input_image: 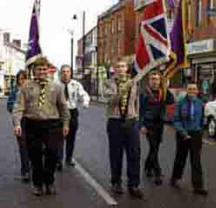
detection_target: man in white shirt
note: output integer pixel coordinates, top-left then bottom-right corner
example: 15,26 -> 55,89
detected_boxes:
57,65 -> 90,170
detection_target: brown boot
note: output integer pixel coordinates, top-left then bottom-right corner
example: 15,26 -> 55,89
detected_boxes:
32,186 -> 43,196
128,187 -> 143,199
193,189 -> 208,196
45,184 -> 57,195
111,184 -> 123,195
170,178 -> 181,188
154,176 -> 163,186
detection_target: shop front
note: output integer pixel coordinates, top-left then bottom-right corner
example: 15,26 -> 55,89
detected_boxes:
187,39 -> 216,102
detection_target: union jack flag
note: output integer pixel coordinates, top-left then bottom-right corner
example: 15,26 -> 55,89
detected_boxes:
135,0 -> 170,77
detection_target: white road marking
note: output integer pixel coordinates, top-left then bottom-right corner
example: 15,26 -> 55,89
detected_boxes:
74,159 -> 118,206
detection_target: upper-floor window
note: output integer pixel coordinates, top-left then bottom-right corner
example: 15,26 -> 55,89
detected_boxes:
111,19 -> 115,34
104,24 -> 107,36
3,33 -> 10,43
99,25 -> 103,38
117,39 -> 121,55
196,0 -> 202,27
209,0 -> 216,8
207,0 -> 216,24
117,16 -> 122,32
105,22 -> 111,36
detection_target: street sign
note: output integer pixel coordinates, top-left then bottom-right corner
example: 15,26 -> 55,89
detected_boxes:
187,39 -> 216,55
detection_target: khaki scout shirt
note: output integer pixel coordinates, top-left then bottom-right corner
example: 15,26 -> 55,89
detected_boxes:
103,77 -> 139,120
13,80 -> 70,128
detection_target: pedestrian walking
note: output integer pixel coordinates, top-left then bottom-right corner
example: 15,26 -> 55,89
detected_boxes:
104,57 -> 143,199
13,57 -> 70,196
139,71 -> 174,185
56,65 -> 90,171
171,82 -> 208,195
7,70 -> 30,182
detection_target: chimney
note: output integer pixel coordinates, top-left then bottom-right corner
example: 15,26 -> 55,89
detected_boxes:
12,39 -> 21,48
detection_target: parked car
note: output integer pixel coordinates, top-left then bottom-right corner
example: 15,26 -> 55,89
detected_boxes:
204,100 -> 216,138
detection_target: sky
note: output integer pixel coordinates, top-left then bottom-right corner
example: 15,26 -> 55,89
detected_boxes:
0,0 -> 118,68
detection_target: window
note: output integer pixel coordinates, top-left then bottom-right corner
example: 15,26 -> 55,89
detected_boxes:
111,43 -> 115,55
207,0 -> 216,24
111,19 -> 115,34
209,0 -> 216,9
104,24 -> 107,36
99,25 -> 103,38
105,53 -> 108,63
117,16 -> 122,32
196,0 -> 202,27
3,33 -> 10,43
117,39 -> 121,55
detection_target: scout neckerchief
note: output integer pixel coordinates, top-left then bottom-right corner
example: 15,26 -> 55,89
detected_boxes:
146,86 -> 163,103
116,74 -> 131,118
35,79 -> 48,108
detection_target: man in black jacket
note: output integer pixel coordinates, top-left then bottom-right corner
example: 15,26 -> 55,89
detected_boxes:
139,71 -> 174,185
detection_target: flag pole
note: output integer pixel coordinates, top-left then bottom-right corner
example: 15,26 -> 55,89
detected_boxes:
37,0 -> 41,16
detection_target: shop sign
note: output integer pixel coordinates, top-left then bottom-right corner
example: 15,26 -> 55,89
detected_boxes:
187,39 -> 216,55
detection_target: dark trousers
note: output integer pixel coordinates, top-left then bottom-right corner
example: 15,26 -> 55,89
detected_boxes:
145,123 -> 163,177
25,119 -> 63,187
17,136 -> 30,176
16,118 -> 30,176
57,109 -> 78,164
107,118 -> 141,188
172,131 -> 204,189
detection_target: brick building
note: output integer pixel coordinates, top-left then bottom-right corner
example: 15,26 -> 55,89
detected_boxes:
97,0 -> 135,66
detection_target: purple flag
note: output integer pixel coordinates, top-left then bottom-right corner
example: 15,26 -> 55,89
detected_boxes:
170,0 -> 185,65
167,0 -> 177,11
26,1 -> 42,66
163,0 -> 187,79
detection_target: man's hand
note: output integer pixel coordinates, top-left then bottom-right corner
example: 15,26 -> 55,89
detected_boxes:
140,127 -> 148,135
14,126 -> 22,136
63,127 -> 69,136
184,135 -> 191,140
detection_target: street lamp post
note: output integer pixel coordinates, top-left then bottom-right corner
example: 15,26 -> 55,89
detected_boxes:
71,36 -> 74,79
69,12 -> 85,79
68,14 -> 78,79
82,11 -> 86,79
67,29 -> 74,79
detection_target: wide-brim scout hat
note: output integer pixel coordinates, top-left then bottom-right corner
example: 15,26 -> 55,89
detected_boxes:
32,57 -> 50,68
